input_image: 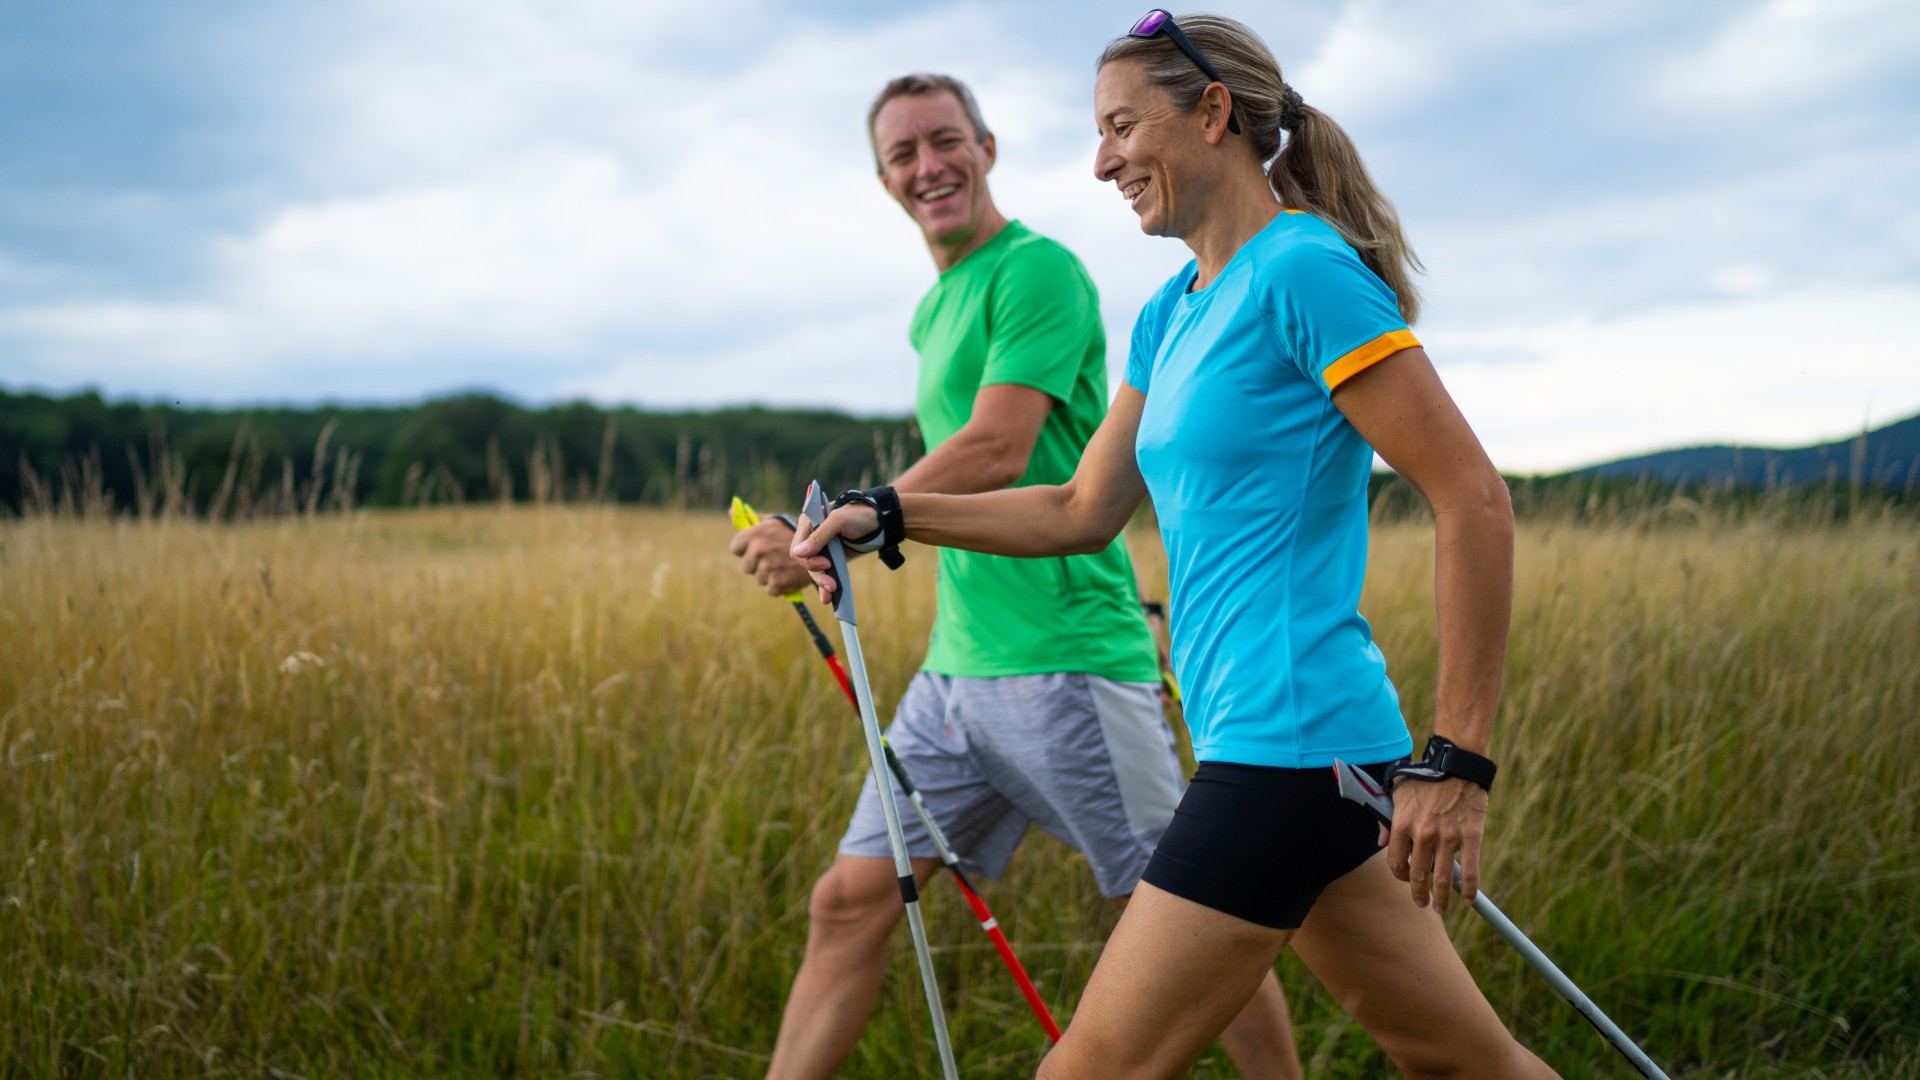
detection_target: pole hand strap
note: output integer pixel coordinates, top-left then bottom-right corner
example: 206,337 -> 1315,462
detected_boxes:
831,486 -> 906,570
1387,734 -> 1498,793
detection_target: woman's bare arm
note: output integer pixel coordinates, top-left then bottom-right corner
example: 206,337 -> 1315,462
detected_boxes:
793,387 -> 1151,593
1332,346 -> 1514,914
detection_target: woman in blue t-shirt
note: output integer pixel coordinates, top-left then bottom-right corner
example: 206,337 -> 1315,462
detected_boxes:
797,12 -> 1559,1080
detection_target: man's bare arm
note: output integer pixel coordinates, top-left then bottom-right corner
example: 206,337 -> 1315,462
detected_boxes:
892,383 -> 1054,494
729,381 -> 1054,595
796,386 -> 1150,569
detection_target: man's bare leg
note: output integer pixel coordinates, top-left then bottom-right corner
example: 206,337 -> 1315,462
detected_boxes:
766,854 -> 941,1080
769,864 -> 1303,1080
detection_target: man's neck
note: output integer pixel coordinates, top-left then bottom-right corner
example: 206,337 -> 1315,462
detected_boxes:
926,207 -> 1011,273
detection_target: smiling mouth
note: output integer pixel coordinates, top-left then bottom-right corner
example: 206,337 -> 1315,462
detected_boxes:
1121,178 -> 1149,206
917,184 -> 960,204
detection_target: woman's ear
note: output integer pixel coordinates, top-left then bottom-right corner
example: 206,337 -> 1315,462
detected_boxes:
1199,83 -> 1235,145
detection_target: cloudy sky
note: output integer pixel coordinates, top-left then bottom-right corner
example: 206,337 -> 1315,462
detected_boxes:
3,0 -> 1917,472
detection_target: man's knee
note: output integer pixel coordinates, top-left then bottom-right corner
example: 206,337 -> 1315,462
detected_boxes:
1034,1044 -> 1080,1080
1391,1039 -> 1542,1080
1034,1037 -> 1136,1080
807,858 -> 903,936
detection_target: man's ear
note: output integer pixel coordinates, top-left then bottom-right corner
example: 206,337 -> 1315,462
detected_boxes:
981,132 -> 998,172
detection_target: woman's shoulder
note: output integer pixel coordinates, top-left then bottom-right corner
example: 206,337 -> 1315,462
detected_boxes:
1247,213 -> 1386,305
1250,212 -> 1361,274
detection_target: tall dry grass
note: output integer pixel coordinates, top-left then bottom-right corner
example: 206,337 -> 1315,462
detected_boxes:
0,506 -> 1914,1077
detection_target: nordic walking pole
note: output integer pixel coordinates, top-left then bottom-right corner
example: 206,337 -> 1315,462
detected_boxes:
801,482 -> 961,1080
1332,760 -> 1673,1080
1140,600 -> 1183,708
730,497 -> 862,703
732,496 -> 1064,1042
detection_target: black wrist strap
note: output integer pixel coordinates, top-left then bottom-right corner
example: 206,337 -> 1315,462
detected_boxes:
1389,734 -> 1497,792
831,486 -> 906,570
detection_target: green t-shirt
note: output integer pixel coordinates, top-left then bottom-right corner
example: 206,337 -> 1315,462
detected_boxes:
910,220 -> 1160,682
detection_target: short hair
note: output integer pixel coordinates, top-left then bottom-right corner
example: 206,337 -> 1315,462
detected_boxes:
866,73 -> 992,171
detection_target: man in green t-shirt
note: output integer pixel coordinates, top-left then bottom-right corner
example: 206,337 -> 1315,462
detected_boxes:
727,74 -> 1301,1080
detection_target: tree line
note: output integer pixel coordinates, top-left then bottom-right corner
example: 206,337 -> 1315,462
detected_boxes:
5,388 -> 1910,524
2,389 -> 919,518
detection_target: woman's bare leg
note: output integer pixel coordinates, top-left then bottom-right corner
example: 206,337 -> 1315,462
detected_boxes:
1217,970 -> 1301,1080
1289,851 -> 1557,1079
1108,893 -> 1304,1080
1037,882 -> 1294,1080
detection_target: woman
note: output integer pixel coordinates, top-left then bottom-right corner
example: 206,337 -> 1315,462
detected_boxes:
796,12 -> 1558,1079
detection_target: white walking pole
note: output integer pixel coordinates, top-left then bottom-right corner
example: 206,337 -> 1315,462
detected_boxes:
803,482 -> 960,1080
1333,760 -> 1672,1080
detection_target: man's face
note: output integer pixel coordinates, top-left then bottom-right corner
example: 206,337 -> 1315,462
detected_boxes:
873,91 -> 996,246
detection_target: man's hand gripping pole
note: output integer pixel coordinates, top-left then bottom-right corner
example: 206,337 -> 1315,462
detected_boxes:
731,497 -> 859,703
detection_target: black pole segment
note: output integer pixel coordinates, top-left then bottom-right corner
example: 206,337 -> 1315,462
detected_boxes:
792,601 -> 838,659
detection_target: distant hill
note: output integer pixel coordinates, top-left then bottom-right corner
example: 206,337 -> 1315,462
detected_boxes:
1572,411 -> 1920,491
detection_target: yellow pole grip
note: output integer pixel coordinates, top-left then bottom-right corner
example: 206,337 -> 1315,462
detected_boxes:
730,496 -> 806,604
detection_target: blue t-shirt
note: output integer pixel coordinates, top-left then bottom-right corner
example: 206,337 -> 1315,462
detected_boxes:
1126,210 -> 1419,769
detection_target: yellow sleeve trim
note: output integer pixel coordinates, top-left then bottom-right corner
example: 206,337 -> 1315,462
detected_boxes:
1323,329 -> 1420,391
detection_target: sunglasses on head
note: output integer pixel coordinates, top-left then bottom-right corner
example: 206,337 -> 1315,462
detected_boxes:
1127,9 -> 1242,135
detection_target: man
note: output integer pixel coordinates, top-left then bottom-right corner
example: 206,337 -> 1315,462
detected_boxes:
729,73 -> 1302,1079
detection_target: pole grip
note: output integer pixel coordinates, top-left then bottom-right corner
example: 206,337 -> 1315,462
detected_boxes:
801,481 -> 856,625
729,495 -> 760,530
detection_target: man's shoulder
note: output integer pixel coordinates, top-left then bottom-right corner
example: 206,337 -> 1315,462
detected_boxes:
994,222 -> 1093,291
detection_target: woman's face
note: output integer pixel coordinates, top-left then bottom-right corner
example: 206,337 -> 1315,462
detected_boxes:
1093,60 -> 1214,239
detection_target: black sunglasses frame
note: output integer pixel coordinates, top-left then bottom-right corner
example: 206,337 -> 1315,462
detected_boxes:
1127,10 -> 1242,135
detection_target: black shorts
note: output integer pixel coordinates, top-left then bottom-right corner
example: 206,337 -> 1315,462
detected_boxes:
1141,759 -> 1391,930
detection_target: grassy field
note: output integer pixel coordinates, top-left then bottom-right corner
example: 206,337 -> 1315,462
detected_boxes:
1,505 -> 1915,1078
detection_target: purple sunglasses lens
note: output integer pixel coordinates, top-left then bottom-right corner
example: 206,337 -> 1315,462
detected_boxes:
1130,9 -> 1169,36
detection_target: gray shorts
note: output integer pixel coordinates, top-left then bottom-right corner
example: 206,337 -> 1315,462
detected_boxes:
839,671 -> 1184,898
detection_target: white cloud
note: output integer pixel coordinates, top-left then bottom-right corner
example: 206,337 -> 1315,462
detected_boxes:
560,309 -> 918,413
4,0 -> 1918,470
1708,262 -> 1775,295
1655,0 -> 1920,112
1291,2 -> 1442,121
4,1 -> 986,404
1431,283 -> 1920,472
